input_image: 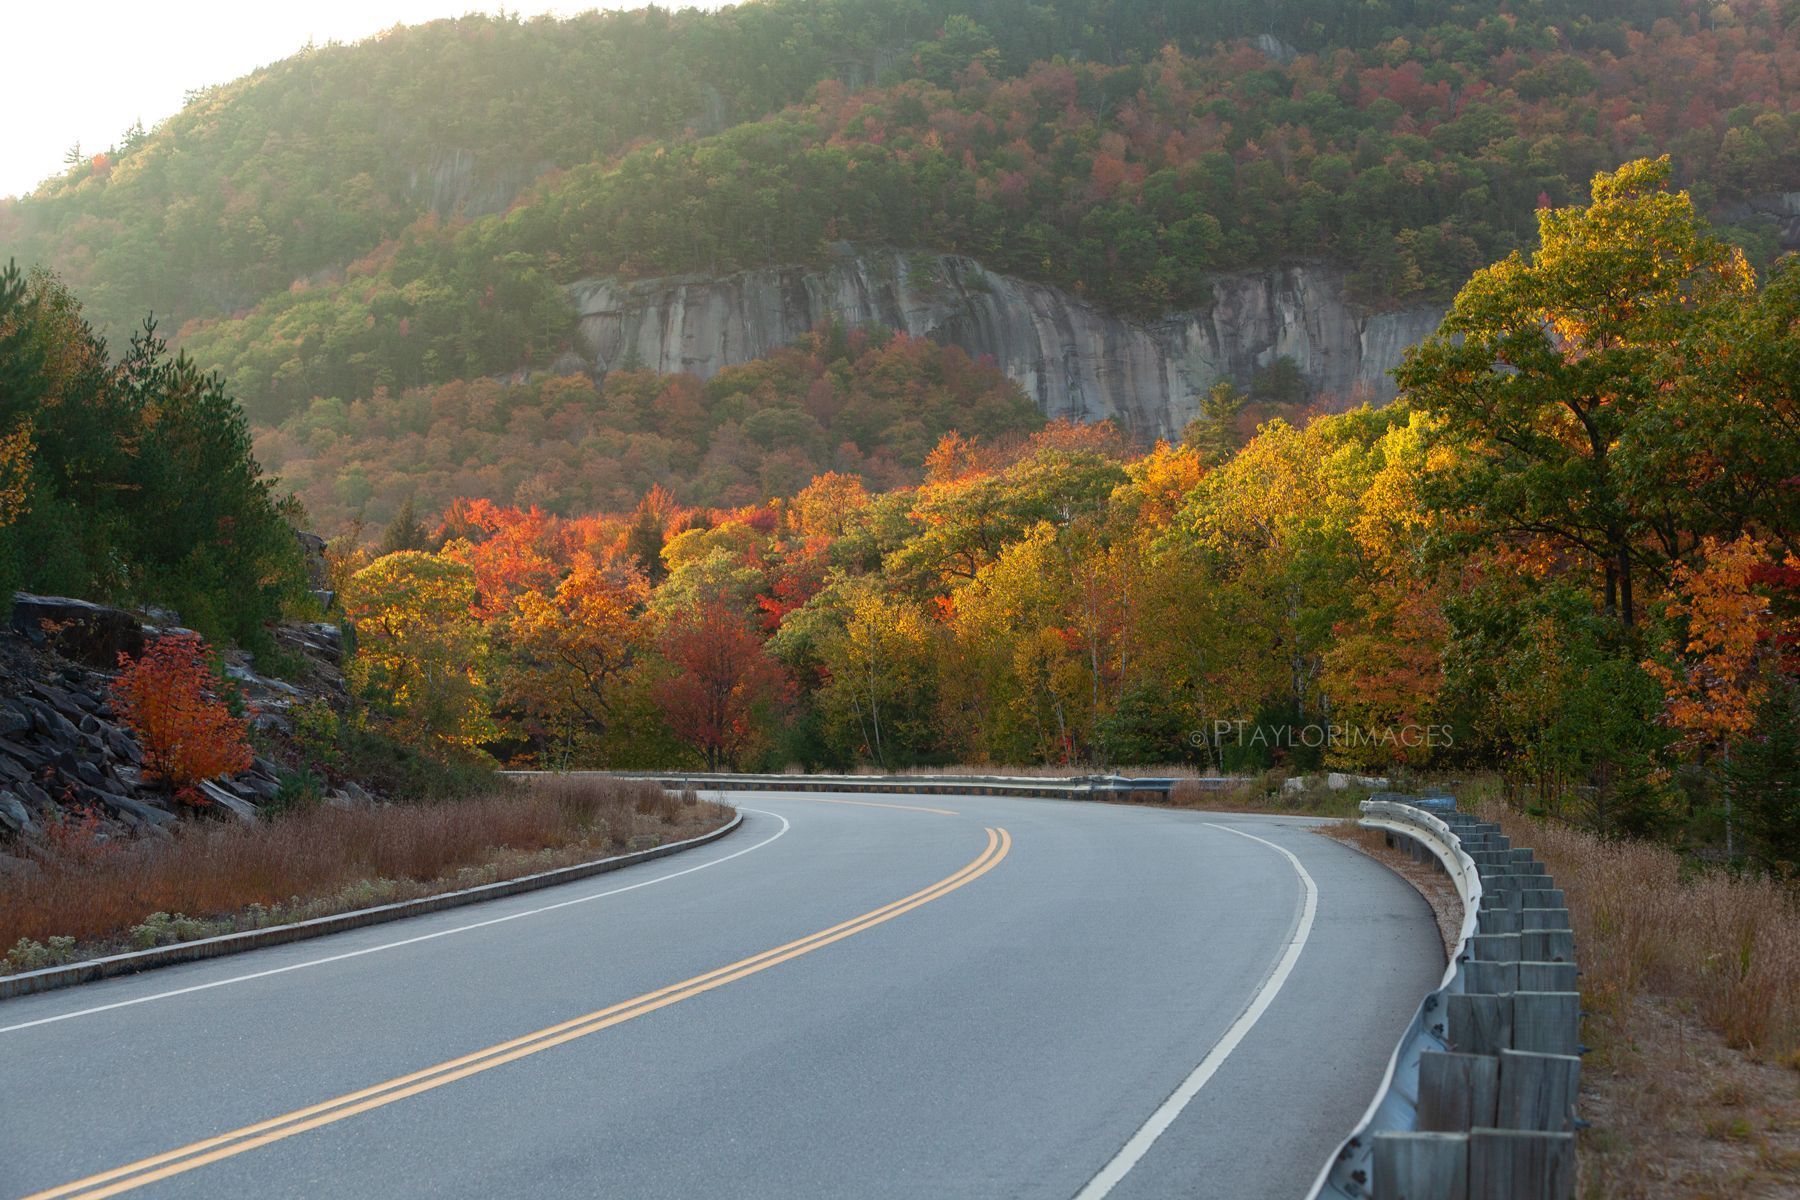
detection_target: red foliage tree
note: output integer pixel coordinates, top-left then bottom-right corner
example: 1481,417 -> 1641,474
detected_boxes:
654,603 -> 788,770
111,634 -> 253,805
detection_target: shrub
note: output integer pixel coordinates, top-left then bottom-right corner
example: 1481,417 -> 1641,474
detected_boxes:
2,935 -> 77,973
111,633 -> 253,804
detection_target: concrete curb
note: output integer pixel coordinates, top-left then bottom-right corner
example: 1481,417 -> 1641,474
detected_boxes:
0,812 -> 744,1002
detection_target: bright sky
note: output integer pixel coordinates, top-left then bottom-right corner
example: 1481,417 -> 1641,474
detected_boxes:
0,1 -> 731,200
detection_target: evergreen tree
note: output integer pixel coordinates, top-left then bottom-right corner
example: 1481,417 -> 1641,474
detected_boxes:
1729,681 -> 1800,874
379,497 -> 433,556
1182,381 -> 1247,466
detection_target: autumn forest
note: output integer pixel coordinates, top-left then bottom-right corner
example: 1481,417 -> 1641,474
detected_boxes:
0,1 -> 1796,876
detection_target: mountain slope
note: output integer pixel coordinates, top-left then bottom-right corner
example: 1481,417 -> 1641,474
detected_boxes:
5,1 -> 1798,517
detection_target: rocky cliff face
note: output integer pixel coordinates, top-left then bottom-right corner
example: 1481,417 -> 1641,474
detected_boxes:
569,248 -> 1444,441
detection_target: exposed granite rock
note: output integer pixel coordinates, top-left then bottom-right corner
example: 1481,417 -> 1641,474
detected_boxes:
12,594 -> 144,669
0,590 -> 353,845
569,247 -> 1445,442
1715,191 -> 1800,250
406,148 -> 554,220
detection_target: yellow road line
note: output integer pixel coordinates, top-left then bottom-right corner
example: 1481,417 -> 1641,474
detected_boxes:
759,794 -> 961,816
28,827 -> 1012,1200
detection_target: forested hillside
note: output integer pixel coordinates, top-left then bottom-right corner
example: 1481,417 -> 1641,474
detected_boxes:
316,163 -> 1798,869
257,325 -> 1044,528
4,0 -> 1797,453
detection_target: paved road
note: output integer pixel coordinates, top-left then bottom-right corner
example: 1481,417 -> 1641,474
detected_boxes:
0,793 -> 1442,1200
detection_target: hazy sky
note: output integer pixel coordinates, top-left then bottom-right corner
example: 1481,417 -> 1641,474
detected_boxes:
0,1 -> 731,200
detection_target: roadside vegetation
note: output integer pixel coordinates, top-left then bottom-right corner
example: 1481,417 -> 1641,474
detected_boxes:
0,776 -> 729,972
1324,771 -> 1800,1198
1470,782 -> 1800,1197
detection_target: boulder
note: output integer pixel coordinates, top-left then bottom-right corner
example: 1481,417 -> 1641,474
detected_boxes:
1326,772 -> 1389,791
0,740 -> 47,771
11,594 -> 145,669
101,793 -> 177,827
197,780 -> 259,823
0,791 -> 35,835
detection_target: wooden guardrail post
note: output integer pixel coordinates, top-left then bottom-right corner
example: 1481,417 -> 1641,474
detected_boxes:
1467,1129 -> 1574,1200
1519,929 -> 1575,963
1461,959 -> 1517,995
1418,1052 -> 1499,1132
1448,993 -> 1512,1056
1496,1049 -> 1581,1132
1372,1132 -> 1469,1200
1476,907 -> 1521,935
1512,992 -> 1581,1056
1516,961 -> 1578,992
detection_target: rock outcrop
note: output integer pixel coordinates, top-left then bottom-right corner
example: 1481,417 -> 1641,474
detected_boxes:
0,595 -> 354,844
569,247 -> 1444,442
1716,191 -> 1800,251
406,148 -> 554,220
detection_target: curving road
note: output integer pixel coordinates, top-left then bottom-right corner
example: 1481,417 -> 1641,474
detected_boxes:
0,792 -> 1442,1200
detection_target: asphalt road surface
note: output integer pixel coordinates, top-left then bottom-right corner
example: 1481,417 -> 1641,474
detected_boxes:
1,792 -> 1442,1200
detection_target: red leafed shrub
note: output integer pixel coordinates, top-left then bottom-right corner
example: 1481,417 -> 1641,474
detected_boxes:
110,634 -> 252,805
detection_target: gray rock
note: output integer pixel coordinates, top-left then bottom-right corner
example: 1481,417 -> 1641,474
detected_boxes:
16,780 -> 53,810
23,698 -> 79,742
0,791 -> 35,835
1251,34 -> 1300,64
234,774 -> 281,801
11,593 -> 145,668
251,712 -> 292,736
105,729 -> 142,764
100,793 -> 177,827
0,705 -> 30,738
568,247 -> 1445,443
197,780 -> 259,822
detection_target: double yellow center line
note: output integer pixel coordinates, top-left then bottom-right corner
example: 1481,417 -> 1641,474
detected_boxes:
28,826 -> 1013,1199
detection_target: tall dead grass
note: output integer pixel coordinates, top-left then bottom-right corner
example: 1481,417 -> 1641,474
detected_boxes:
0,777 -> 730,953
1483,804 -> 1800,1064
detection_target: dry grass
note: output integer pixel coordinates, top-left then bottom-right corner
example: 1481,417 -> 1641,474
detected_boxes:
1475,802 -> 1800,1064
1576,995 -> 1800,1199
1447,785 -> 1800,1197
0,777 -> 731,962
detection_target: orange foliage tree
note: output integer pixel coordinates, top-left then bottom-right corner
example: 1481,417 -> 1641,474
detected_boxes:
504,562 -> 649,764
1644,535 -> 1785,751
111,634 -> 252,805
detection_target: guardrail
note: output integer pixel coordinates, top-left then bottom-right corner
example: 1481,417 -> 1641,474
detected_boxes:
557,770 -> 1178,803
1307,797 -> 1583,1200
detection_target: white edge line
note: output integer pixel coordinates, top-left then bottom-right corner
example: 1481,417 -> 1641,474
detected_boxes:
0,809 -> 791,1035
1072,820 -> 1321,1200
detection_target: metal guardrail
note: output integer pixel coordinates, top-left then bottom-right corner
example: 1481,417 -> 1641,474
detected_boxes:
560,770 -> 1178,803
1306,799 -> 1583,1200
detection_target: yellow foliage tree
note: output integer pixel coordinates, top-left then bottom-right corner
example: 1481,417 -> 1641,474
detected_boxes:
345,551 -> 494,755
